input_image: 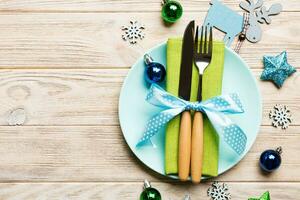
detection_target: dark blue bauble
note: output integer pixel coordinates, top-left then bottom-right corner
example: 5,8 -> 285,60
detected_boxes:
259,149 -> 281,172
145,62 -> 166,84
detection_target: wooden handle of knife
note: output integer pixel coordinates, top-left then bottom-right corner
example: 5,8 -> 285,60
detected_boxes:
178,110 -> 192,181
191,111 -> 204,183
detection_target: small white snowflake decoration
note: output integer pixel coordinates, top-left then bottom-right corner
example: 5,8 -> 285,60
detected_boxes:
122,21 -> 145,44
269,104 -> 292,129
207,182 -> 231,200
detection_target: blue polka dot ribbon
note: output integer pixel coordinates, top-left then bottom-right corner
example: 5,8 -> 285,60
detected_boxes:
136,84 -> 247,155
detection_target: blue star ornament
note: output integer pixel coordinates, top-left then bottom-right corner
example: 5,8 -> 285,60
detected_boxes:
261,51 -> 296,88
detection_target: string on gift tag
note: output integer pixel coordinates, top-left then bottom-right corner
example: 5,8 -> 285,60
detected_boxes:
234,13 -> 249,53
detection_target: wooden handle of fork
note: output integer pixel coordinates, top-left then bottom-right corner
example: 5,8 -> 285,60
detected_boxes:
191,111 -> 204,183
178,110 -> 192,181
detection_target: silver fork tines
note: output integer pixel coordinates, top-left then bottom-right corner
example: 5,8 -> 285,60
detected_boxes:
194,26 -> 213,74
194,25 -> 213,101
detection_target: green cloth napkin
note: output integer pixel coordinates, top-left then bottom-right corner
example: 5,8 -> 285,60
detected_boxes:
165,39 -> 225,177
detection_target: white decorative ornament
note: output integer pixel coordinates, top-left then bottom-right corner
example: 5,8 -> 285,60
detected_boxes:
240,0 -> 282,43
183,195 -> 191,200
7,108 -> 26,126
122,21 -> 145,44
269,104 -> 292,129
207,182 -> 231,200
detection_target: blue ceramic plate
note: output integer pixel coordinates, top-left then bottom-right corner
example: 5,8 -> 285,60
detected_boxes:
119,42 -> 262,178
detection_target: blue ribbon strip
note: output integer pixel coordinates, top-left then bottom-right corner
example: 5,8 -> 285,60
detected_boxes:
136,84 -> 247,155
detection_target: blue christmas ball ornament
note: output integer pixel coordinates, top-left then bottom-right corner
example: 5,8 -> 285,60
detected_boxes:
259,147 -> 282,172
144,54 -> 166,84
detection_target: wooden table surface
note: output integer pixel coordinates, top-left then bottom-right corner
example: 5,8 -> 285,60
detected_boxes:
0,0 -> 299,199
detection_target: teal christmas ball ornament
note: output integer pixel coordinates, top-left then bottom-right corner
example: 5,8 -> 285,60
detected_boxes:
161,0 -> 183,23
140,180 -> 161,200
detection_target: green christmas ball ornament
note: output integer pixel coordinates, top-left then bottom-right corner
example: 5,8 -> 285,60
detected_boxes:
161,0 -> 183,23
140,180 -> 161,200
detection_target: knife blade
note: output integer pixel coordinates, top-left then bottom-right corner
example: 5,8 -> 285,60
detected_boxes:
178,20 -> 194,181
178,20 -> 195,100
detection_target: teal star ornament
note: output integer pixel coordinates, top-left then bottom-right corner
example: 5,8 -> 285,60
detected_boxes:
261,51 -> 296,88
248,191 -> 270,200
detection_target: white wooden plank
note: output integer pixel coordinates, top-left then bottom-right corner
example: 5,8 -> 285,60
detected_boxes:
0,125 -> 297,182
0,12 -> 297,68
0,182 -> 297,199
0,69 -> 298,126
0,0 -> 296,12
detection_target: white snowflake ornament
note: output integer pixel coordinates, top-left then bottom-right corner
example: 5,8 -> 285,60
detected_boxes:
269,104 -> 292,129
207,182 -> 231,200
122,21 -> 145,44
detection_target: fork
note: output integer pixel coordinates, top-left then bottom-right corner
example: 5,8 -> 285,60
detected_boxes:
191,25 -> 213,183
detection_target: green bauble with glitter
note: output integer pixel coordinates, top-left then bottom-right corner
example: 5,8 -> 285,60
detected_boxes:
140,180 -> 161,200
161,0 -> 183,23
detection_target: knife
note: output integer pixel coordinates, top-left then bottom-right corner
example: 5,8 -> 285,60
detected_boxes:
178,20 -> 195,181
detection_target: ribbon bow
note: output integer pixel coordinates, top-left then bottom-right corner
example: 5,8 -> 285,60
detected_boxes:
136,84 -> 247,155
